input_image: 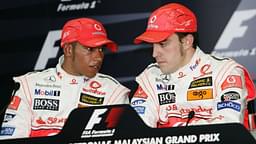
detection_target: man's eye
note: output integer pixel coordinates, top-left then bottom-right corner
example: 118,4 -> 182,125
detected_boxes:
86,48 -> 93,52
85,47 -> 103,52
98,48 -> 103,52
160,43 -> 167,47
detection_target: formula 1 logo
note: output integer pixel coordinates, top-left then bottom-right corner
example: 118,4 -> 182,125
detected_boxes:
214,9 -> 256,50
84,108 -> 107,129
34,30 -> 61,70
213,1 -> 256,54
212,0 -> 256,79
57,0 -> 99,13
81,107 -> 124,138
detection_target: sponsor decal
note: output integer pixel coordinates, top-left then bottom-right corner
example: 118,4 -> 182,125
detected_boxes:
158,92 -> 176,105
0,127 -> 15,136
217,101 -> 241,112
189,77 -> 212,88
221,75 -> 242,90
134,86 -> 148,99
82,81 -> 106,95
131,99 -> 145,106
3,113 -> 16,123
90,81 -> 101,89
34,89 -> 60,96
189,58 -> 201,71
70,78 -> 78,84
166,105 -> 213,117
36,117 -> 46,124
166,104 -> 178,111
33,98 -> 59,111
133,106 -> 146,114
8,96 -> 21,110
179,106 -> 213,115
178,72 -> 186,78
83,88 -> 106,95
43,75 -> 56,83
160,74 -> 171,84
79,93 -> 104,105
82,107 -> 123,138
187,89 -> 213,101
221,91 -> 240,101
36,83 -> 61,88
36,117 -> 67,125
193,64 -> 212,79
148,15 -> 159,29
156,84 -> 175,91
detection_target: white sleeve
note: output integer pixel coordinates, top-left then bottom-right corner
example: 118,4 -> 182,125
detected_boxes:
190,66 -> 252,126
130,86 -> 159,128
0,78 -> 32,139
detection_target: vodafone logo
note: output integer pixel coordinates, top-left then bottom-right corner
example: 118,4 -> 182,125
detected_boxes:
94,24 -> 102,31
226,75 -> 236,83
149,15 -> 157,23
147,15 -> 159,29
62,31 -> 70,39
90,81 -> 101,89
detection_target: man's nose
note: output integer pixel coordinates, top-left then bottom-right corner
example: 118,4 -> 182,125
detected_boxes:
152,44 -> 160,58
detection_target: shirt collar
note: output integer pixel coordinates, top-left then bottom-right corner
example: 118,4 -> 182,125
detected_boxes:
171,48 -> 204,80
56,55 -> 89,84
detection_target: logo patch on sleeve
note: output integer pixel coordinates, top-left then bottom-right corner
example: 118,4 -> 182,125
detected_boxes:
134,86 -> 148,99
221,91 -> 240,101
221,75 -> 242,90
0,127 -> 15,136
8,96 -> 21,110
133,106 -> 146,114
217,101 -> 241,112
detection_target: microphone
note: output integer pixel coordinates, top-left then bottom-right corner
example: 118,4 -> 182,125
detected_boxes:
186,111 -> 195,126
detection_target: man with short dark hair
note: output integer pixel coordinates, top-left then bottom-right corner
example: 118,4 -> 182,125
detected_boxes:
0,18 -> 130,139
131,3 -> 255,128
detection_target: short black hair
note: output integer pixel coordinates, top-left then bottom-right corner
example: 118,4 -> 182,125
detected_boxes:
176,32 -> 199,48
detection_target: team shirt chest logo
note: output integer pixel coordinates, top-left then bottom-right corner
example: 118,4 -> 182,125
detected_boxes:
80,81 -> 106,105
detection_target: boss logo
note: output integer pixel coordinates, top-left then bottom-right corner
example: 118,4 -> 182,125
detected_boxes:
158,92 -> 176,105
33,98 -> 59,111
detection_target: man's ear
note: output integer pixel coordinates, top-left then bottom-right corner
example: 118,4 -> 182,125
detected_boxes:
63,43 -> 73,56
182,34 -> 194,49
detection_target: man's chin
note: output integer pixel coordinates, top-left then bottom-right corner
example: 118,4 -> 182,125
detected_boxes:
159,67 -> 169,74
84,72 -> 97,78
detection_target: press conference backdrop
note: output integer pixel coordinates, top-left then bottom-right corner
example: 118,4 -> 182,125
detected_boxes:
0,0 -> 256,106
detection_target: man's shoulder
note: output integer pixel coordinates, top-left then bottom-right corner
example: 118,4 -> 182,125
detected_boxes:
14,67 -> 56,80
95,73 -> 120,85
141,63 -> 161,75
208,54 -> 237,66
146,63 -> 159,70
